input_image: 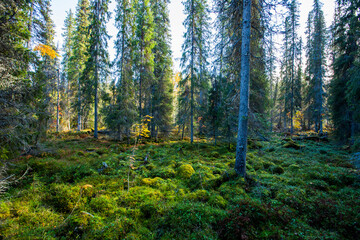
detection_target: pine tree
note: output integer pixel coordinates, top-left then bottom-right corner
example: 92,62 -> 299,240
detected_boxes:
82,0 -> 110,138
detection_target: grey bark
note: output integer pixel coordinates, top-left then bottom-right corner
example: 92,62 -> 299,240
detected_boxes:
235,0 -> 251,177
190,0 -> 195,144
94,0 -> 99,139
56,69 -> 60,132
77,76 -> 81,131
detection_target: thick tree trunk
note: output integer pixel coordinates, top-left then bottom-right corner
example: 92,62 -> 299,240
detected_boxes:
235,0 -> 251,177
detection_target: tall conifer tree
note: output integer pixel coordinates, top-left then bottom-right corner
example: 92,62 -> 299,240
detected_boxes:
82,0 -> 110,138
72,0 -> 91,131
133,0 -> 155,120
181,0 -> 210,143
150,0 -> 174,138
104,0 -> 137,139
305,0 -> 326,133
61,10 -> 75,130
330,0 -> 360,140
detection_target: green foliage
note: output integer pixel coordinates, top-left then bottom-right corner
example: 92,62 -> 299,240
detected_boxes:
330,0 -> 360,140
1,135 -> 360,239
177,164 -> 195,178
156,202 -> 227,239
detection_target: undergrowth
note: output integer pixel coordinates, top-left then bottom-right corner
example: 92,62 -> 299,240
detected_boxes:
0,133 -> 359,239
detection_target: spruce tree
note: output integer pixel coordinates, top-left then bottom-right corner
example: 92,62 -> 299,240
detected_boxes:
0,0 -> 32,156
82,0 -> 110,138
150,0 -> 174,138
133,0 -> 155,120
181,0 -> 210,143
32,0 -> 58,140
280,0 -> 301,133
104,0 -> 137,140
330,0 -> 360,140
71,0 -> 91,131
305,0 -> 326,133
61,10 -> 75,130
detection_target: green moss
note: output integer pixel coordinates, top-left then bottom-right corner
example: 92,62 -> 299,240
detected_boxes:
283,139 -> 301,149
156,202 -> 227,239
89,195 -> 117,216
141,177 -> 163,186
149,167 -> 176,179
2,135 -> 360,239
177,164 -> 195,178
43,184 -> 84,213
186,189 -> 210,202
208,195 -> 227,208
269,165 -> 284,174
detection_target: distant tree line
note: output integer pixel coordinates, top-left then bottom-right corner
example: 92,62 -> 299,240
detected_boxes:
0,0 -> 359,163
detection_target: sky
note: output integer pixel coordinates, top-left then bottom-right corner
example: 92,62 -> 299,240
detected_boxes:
51,0 -> 335,72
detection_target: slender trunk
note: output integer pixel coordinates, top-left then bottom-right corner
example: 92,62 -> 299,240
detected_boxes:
181,124 -> 185,140
27,1 -> 34,49
139,45 -> 143,120
94,1 -> 99,139
56,69 -> 60,132
94,67 -> 98,138
190,0 -> 195,144
235,0 -> 251,177
290,16 -> 295,135
77,76 -> 81,131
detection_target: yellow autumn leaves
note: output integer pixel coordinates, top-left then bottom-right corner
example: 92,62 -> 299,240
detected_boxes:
134,115 -> 153,138
33,44 -> 59,59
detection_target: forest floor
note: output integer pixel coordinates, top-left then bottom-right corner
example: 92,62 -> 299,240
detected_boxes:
1,132 -> 360,239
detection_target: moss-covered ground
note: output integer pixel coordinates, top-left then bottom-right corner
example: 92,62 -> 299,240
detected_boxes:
1,132 -> 359,239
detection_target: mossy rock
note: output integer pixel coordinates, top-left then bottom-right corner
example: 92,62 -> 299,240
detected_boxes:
177,164 -> 195,178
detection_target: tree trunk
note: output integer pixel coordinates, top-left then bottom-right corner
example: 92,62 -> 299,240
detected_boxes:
235,0 -> 251,177
77,76 -> 81,131
56,69 -> 60,132
94,1 -> 99,139
190,0 -> 195,144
